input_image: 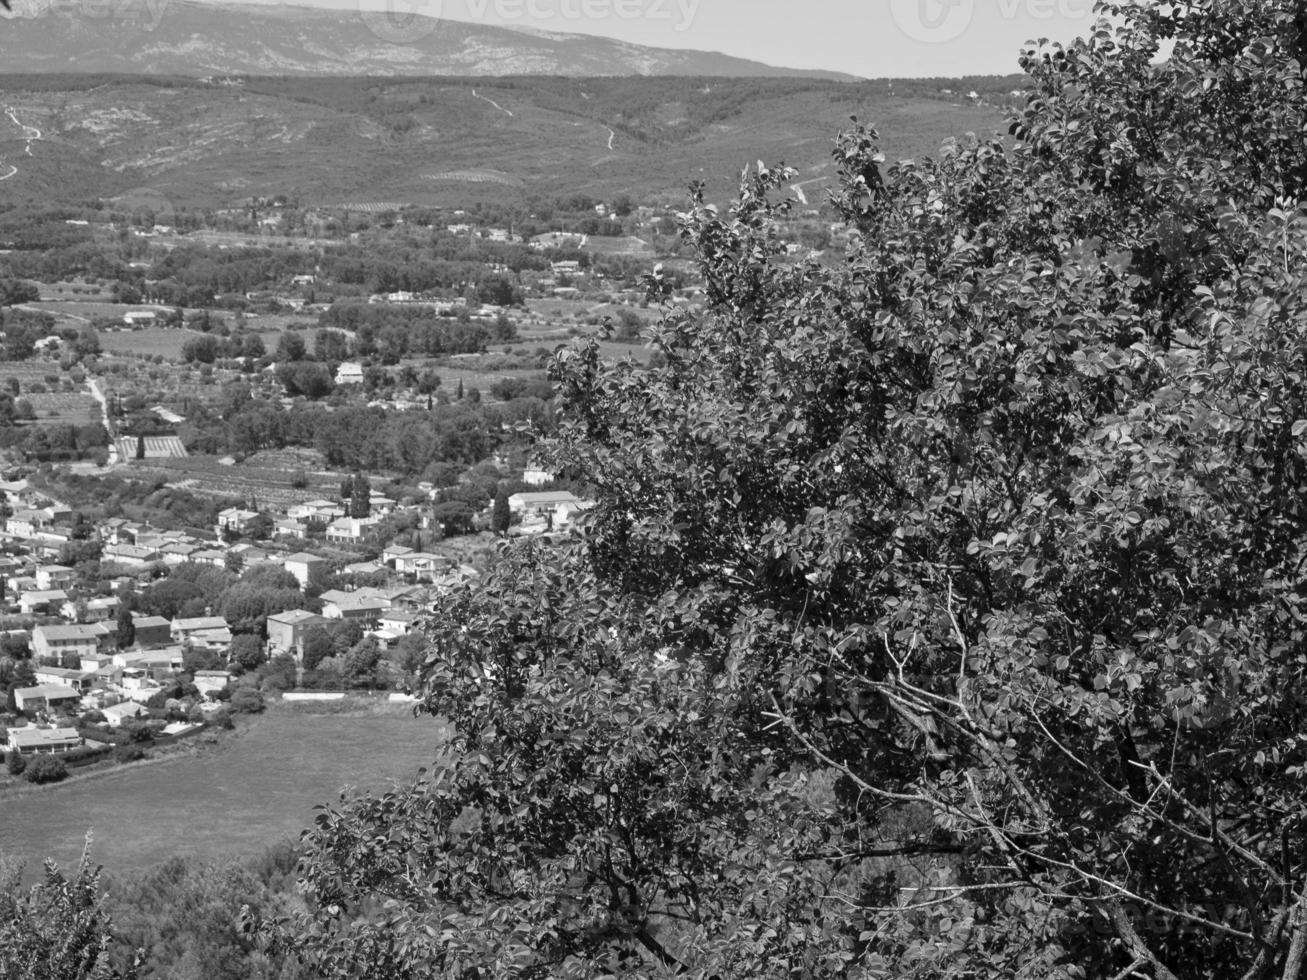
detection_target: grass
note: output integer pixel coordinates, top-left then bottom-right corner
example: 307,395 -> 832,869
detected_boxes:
0,702 -> 443,880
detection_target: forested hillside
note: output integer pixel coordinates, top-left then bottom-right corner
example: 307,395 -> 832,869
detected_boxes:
0,74 -> 1005,207
15,1 -> 1307,978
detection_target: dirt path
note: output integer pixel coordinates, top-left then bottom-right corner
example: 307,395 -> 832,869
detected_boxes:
471,89 -> 513,118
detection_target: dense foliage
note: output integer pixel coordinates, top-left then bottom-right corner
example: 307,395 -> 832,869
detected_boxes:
247,4 -> 1307,979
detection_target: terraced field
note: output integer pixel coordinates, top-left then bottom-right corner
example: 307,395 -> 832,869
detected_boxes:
137,453 -> 343,506
22,391 -> 100,425
116,435 -> 189,460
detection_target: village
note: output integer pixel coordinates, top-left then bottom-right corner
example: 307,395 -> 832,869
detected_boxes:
0,469 -> 593,778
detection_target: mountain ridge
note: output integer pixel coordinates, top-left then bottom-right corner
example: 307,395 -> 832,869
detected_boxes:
0,0 -> 861,79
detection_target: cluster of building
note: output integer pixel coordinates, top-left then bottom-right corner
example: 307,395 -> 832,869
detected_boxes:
0,472 -> 597,758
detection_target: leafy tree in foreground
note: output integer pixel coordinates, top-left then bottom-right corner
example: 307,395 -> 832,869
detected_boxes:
261,4 -> 1307,978
0,843 -> 134,979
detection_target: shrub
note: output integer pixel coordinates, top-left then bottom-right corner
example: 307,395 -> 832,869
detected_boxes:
6,750 -> 24,776
113,743 -> 146,764
24,754 -> 67,784
229,688 -> 264,714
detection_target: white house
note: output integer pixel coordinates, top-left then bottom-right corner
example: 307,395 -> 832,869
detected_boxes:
325,516 -> 381,545
216,508 -> 261,537
335,362 -> 365,386
508,491 -> 579,518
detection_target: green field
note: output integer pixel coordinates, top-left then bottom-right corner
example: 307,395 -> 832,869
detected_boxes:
0,704 -> 444,880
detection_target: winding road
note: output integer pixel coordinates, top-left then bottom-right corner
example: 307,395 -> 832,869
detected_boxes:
0,105 -> 42,181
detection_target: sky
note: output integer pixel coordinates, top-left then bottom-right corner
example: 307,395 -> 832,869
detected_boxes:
206,0 -> 1103,77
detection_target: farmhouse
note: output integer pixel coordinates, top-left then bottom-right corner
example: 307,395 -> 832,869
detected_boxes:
122,310 -> 157,325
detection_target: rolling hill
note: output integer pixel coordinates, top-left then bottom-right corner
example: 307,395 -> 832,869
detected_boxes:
0,74 -> 1010,209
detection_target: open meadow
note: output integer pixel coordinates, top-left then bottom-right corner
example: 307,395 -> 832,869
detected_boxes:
0,703 -> 444,881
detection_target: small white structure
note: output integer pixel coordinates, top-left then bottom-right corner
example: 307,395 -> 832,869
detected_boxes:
335,362 -> 365,386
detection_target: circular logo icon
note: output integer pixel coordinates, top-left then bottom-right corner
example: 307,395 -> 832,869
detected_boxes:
113,187 -> 177,234
360,0 -> 442,44
888,0 -> 975,45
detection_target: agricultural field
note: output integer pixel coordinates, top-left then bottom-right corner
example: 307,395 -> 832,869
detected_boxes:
0,361 -> 72,390
136,451 -> 344,507
115,436 -> 188,459
23,391 -> 101,425
36,281 -> 114,302
0,704 -> 444,881
17,299 -> 171,327
97,325 -> 284,361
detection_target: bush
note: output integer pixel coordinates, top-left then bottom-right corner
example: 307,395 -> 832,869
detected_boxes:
6,750 -> 24,776
24,754 -> 67,784
229,688 -> 264,714
113,743 -> 146,764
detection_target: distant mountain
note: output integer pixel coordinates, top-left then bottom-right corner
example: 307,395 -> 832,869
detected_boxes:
0,0 -> 859,79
